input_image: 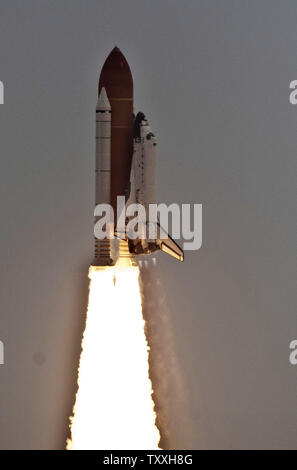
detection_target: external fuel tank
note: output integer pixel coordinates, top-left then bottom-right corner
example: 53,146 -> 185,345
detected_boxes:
99,47 -> 134,215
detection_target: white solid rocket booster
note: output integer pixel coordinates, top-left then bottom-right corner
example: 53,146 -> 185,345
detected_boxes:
94,87 -> 112,264
95,87 -> 111,205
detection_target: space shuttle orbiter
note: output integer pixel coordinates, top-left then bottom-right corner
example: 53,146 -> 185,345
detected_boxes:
94,47 -> 184,266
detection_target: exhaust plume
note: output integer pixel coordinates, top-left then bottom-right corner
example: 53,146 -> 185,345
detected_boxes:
67,264 -> 160,450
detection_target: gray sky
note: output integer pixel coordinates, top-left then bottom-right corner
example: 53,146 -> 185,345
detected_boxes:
0,0 -> 296,449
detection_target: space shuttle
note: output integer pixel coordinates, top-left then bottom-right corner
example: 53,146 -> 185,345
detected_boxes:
94,47 -> 184,266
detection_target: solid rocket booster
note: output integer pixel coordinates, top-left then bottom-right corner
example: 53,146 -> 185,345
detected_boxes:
93,48 -> 184,266
96,88 -> 111,206
94,88 -> 112,264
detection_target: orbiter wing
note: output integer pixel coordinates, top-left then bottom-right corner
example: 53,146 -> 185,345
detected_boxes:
155,223 -> 184,262
124,221 -> 184,262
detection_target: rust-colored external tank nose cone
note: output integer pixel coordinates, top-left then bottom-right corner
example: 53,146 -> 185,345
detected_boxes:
99,47 -> 133,214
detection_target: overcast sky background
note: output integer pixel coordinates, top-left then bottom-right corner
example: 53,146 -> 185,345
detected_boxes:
0,0 -> 296,449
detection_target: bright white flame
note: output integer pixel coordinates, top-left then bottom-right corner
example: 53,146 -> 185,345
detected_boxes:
67,264 -> 160,450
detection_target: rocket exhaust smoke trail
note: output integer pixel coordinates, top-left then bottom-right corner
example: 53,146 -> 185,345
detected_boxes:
67,264 -> 160,450
140,261 -> 192,449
